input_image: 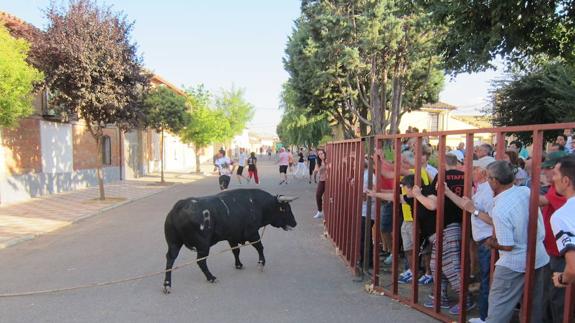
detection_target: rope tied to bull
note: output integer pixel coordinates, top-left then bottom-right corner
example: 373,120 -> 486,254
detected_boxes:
0,226 -> 268,298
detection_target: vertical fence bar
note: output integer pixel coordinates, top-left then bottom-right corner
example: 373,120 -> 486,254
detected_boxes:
432,135 -> 447,313
411,137 -> 423,304
521,130 -> 543,323
392,137 -> 402,296
354,140 -> 366,270
343,143 -> 350,262
458,133 -> 475,322
326,144 -> 332,237
373,137 -> 383,285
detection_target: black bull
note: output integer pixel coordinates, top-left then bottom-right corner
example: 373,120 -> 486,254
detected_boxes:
163,189 -> 297,293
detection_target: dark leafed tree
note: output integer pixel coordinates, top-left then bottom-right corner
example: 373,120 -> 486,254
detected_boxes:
32,0 -> 150,199
420,0 -> 575,73
490,61 -> 575,144
143,86 -> 189,183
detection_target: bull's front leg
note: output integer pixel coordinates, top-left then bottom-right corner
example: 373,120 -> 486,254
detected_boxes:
228,241 -> 243,269
248,234 -> 265,271
197,249 -> 217,283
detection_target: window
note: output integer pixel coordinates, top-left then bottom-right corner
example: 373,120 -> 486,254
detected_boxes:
429,112 -> 441,132
101,136 -> 112,165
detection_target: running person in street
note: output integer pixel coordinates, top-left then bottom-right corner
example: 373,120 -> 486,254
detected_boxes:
214,149 -> 233,190
278,147 -> 289,185
236,148 -> 248,184
294,148 -> 307,179
247,152 -> 259,184
308,148 -> 317,184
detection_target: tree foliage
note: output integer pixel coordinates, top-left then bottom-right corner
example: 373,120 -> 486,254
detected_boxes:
215,86 -> 255,137
33,0 -> 150,137
0,24 -> 43,127
490,61 -> 575,144
277,83 -> 332,147
420,0 -> 575,73
143,86 -> 189,182
182,86 -> 230,149
143,86 -> 189,133
32,0 -> 149,199
284,0 -> 444,137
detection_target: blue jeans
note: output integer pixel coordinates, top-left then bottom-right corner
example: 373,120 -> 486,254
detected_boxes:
478,240 -> 491,321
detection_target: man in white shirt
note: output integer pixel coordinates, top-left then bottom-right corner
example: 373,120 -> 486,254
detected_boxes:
214,149 -> 233,190
484,161 -> 549,323
236,148 -> 248,184
444,156 -> 495,323
551,156 -> 575,288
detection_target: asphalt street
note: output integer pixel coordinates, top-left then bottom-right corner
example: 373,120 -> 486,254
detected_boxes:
0,159 -> 436,323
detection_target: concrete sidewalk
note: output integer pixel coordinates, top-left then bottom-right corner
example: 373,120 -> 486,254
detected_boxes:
0,171 -> 212,249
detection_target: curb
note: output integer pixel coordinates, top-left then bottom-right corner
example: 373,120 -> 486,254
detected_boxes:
0,182 -> 182,250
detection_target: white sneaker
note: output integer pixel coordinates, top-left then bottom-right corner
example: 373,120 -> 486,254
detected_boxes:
313,211 -> 324,219
468,318 -> 485,323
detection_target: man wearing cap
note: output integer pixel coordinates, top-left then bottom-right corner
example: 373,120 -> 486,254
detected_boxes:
444,155 -> 496,323
538,151 -> 569,323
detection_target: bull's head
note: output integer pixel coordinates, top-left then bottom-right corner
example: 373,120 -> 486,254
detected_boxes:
271,195 -> 298,231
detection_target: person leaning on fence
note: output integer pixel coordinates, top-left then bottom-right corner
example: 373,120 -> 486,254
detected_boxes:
536,151 -> 570,323
483,161 -> 549,323
313,149 -> 327,219
443,155 -> 496,323
411,153 -> 474,314
360,159 -> 377,268
367,150 -> 432,284
551,156 -> 575,289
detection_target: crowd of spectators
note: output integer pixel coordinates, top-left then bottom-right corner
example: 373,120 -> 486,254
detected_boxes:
364,128 -> 575,323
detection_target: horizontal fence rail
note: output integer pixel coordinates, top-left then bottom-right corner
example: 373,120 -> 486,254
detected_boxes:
324,122 -> 575,323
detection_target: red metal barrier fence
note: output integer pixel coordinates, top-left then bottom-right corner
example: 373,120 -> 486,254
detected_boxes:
323,122 -> 575,323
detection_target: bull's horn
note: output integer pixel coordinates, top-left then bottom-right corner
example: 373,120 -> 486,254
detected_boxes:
277,195 -> 299,203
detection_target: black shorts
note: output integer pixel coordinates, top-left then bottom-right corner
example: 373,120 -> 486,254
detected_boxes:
219,175 -> 231,190
309,161 -> 316,175
279,165 -> 288,174
236,166 -> 244,175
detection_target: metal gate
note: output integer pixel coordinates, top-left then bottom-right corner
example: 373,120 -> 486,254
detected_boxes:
323,122 -> 575,323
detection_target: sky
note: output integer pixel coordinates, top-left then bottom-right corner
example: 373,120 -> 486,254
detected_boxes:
1,0 -> 504,134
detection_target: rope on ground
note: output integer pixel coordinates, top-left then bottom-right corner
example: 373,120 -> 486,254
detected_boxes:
0,226 -> 268,298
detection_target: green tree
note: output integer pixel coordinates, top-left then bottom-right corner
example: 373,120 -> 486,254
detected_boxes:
143,86 -> 189,183
0,25 -> 43,127
490,61 -> 575,144
32,0 -> 150,200
420,0 -> 575,73
215,86 -> 255,137
181,86 -> 230,173
284,1 -> 444,137
277,83 -> 332,147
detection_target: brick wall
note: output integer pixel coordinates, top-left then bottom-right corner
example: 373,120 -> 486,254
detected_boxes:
72,124 -> 120,170
1,118 -> 42,175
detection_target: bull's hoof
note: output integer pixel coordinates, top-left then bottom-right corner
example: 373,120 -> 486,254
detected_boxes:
235,263 -> 244,270
257,261 -> 265,272
163,285 -> 171,294
207,277 -> 218,283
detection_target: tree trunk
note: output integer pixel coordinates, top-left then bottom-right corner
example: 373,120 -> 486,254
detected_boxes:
96,136 -> 105,200
195,146 -> 201,174
160,129 -> 165,183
